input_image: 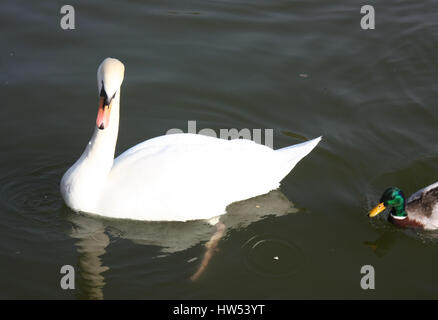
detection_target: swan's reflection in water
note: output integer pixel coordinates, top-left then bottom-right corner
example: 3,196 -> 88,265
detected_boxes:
69,217 -> 109,299
68,190 -> 298,299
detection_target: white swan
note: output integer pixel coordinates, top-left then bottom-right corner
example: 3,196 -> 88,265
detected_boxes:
60,58 -> 321,221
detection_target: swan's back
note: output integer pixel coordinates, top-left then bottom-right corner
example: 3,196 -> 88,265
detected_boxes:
99,134 -> 320,221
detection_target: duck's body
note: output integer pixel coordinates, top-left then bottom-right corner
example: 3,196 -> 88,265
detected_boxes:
60,58 -> 321,221
401,182 -> 438,229
369,182 -> 438,230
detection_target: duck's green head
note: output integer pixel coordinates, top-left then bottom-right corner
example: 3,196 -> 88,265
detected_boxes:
369,187 -> 407,218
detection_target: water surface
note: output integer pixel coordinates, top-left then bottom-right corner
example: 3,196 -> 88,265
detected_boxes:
1,0 -> 438,299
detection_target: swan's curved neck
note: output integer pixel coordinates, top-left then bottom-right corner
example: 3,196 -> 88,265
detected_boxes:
86,91 -> 120,165
61,90 -> 121,212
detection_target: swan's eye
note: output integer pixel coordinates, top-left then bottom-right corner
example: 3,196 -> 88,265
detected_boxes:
99,84 -> 116,106
100,86 -> 107,99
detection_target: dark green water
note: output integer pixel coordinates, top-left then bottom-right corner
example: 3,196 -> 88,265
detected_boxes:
1,0 -> 438,299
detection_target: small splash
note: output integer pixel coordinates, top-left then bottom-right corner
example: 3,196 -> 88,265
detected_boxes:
242,235 -> 304,278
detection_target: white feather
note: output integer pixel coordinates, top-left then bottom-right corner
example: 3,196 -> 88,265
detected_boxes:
61,58 -> 321,221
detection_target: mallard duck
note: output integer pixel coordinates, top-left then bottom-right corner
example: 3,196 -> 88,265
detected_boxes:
369,182 -> 438,230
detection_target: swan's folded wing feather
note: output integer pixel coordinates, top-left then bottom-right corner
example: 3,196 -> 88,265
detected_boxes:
102,134 -> 286,220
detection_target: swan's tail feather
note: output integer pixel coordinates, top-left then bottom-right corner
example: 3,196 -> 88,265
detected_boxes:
276,136 -> 322,164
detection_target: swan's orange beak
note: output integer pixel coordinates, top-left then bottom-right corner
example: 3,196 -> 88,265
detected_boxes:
96,96 -> 112,130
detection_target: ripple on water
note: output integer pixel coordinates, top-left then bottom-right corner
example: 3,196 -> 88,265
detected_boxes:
0,156 -> 66,222
242,235 -> 304,278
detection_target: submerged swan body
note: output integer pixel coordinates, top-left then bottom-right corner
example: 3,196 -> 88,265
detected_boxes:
60,58 -> 321,221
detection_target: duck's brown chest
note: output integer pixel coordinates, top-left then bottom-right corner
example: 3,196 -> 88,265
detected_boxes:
389,215 -> 424,229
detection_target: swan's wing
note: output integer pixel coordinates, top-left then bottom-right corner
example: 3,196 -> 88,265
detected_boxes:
102,134 -> 281,220
101,134 -> 319,221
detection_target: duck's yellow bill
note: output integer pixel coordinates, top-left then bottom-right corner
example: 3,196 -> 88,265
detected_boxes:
369,203 -> 386,217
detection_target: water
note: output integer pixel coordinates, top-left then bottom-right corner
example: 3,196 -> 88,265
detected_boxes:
1,0 -> 438,299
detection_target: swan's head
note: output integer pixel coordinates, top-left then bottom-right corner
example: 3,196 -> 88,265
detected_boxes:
96,58 -> 125,130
